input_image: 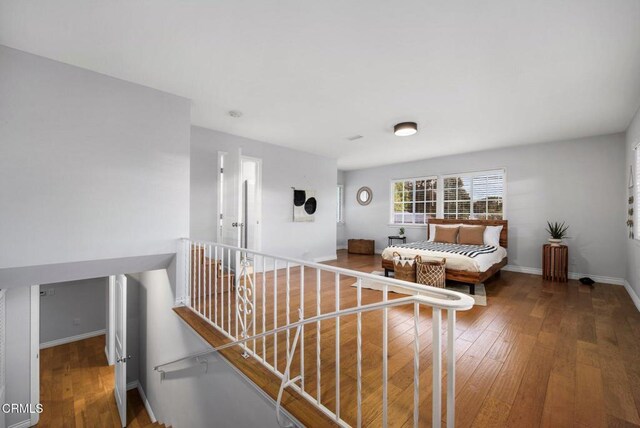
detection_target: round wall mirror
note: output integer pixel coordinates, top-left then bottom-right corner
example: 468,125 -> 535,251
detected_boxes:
356,187 -> 373,206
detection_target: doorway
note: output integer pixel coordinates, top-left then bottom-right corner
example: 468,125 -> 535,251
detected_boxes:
240,156 -> 262,255
217,151 -> 262,252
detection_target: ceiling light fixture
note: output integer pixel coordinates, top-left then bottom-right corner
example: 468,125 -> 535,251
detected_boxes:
394,122 -> 418,136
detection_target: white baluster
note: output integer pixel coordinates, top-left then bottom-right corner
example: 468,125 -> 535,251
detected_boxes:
432,307 -> 442,428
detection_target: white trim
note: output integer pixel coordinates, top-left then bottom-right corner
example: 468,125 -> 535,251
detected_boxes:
336,245 -> 347,250
39,329 -> 106,350
313,255 -> 338,263
137,382 -> 157,423
336,184 -> 345,223
503,265 -> 625,285
126,380 -> 138,390
8,420 -> 32,428
29,285 -> 39,427
106,276 -> 115,365
624,280 -> 640,312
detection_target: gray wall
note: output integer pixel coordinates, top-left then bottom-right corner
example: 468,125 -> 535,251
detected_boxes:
5,287 -> 33,428
343,134 -> 627,280
0,45 -> 191,285
136,265 -> 293,428
626,108 -> 640,295
191,126 -> 337,262
40,278 -> 107,345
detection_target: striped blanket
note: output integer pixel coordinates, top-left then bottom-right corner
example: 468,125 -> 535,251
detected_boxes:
389,241 -> 497,258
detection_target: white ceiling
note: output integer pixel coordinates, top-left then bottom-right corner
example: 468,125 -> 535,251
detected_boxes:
2,1 -> 640,170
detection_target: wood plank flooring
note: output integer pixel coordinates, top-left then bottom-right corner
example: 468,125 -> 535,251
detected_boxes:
39,334 -> 157,428
183,250 -> 640,427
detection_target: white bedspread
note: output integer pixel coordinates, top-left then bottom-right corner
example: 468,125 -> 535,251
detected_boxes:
382,244 -> 507,273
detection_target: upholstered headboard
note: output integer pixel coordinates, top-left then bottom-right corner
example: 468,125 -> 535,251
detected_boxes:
427,219 -> 509,248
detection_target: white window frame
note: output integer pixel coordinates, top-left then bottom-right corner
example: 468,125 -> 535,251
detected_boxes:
336,184 -> 344,224
442,168 -> 507,220
389,176 -> 439,226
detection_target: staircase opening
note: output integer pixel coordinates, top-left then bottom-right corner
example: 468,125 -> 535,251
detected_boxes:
157,239 -> 474,427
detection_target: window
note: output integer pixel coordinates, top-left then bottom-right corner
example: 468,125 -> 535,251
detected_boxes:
443,170 -> 505,219
336,185 -> 344,223
391,177 -> 437,224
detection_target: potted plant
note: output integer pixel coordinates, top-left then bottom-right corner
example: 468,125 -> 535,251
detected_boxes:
546,221 -> 569,246
399,227 -> 405,238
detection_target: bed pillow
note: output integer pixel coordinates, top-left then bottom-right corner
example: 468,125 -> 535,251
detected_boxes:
458,225 -> 486,245
483,225 -> 503,247
428,224 -> 460,241
434,225 -> 459,244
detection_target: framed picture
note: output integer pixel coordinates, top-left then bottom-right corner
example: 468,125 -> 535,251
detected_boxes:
293,189 -> 317,222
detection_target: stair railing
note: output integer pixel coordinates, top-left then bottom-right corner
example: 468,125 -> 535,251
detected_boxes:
166,238 -> 475,428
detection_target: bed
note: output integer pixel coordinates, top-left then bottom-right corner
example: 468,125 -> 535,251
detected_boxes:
381,219 -> 508,294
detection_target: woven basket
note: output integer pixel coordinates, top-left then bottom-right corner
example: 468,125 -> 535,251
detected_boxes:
415,256 -> 446,288
392,251 -> 417,282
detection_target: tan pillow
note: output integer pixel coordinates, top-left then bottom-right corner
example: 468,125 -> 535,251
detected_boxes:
458,225 -> 486,245
434,225 -> 459,244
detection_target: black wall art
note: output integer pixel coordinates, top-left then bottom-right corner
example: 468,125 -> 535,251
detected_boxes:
293,189 -> 317,222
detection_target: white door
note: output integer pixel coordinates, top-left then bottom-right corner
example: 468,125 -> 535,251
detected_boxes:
220,148 -> 243,248
114,274 -> 127,427
240,156 -> 262,253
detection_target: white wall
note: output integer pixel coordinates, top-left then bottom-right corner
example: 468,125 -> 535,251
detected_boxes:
190,126 -> 337,262
40,278 -> 107,346
626,108 -> 640,298
136,265 -> 295,428
5,287 -> 33,428
0,45 -> 191,286
343,134 -> 626,281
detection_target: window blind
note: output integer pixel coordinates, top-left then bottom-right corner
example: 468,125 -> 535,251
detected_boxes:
443,170 -> 505,220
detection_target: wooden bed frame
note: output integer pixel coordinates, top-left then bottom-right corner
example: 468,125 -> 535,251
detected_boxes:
381,219 -> 508,294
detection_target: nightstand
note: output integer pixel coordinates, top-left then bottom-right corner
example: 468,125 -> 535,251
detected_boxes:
388,236 -> 407,246
542,244 -> 568,282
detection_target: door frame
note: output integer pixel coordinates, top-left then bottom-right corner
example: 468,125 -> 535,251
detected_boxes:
216,151 -> 226,243
106,276 -> 116,365
240,155 -> 263,252
29,285 -> 40,426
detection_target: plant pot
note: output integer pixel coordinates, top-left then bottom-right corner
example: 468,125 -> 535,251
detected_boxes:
548,238 -> 562,246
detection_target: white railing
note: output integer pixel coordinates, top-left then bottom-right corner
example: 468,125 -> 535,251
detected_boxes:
167,238 -> 475,428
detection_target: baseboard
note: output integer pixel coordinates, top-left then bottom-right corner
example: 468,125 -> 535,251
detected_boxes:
336,245 -> 347,250
313,254 -> 337,263
104,346 -> 114,366
503,265 -> 542,275
125,381 -> 157,423
624,281 -> 640,312
503,265 -> 625,285
137,382 -> 157,423
8,420 -> 32,428
40,329 -> 106,349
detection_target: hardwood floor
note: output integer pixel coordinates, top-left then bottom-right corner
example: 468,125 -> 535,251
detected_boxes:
183,249 -> 640,427
39,335 -> 158,428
